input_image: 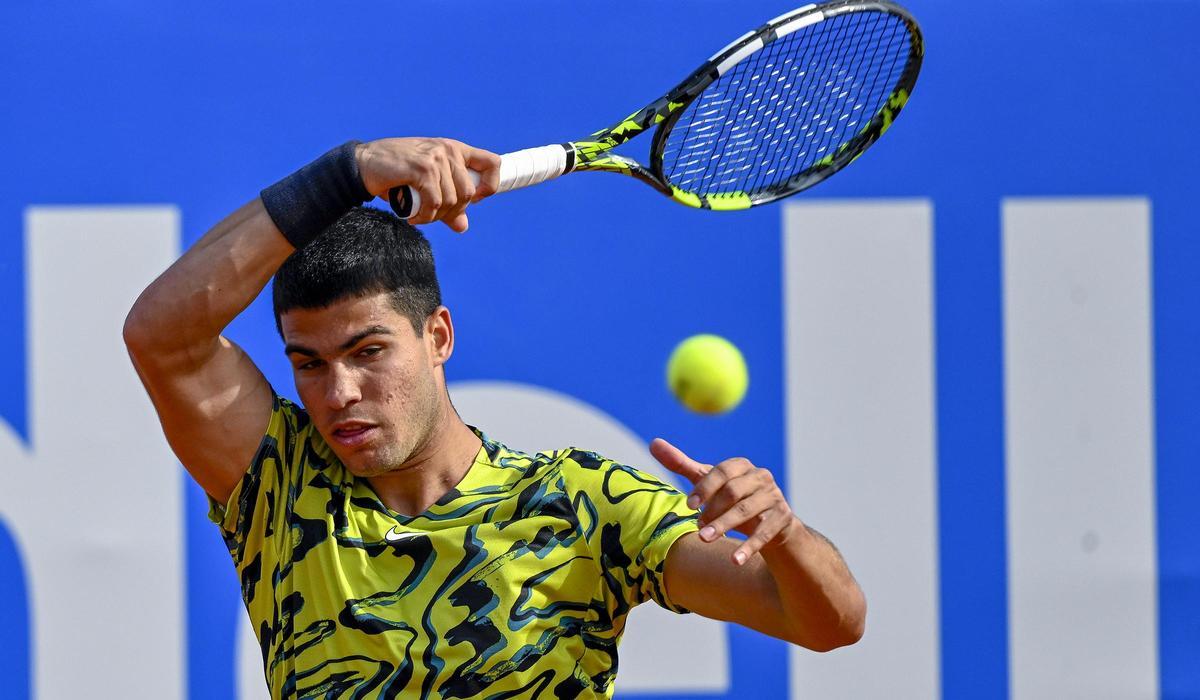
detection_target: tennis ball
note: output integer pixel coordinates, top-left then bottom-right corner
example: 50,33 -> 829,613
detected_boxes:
666,334 -> 749,415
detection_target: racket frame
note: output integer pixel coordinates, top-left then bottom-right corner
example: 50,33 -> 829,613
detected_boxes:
388,0 -> 923,217
571,0 -> 924,210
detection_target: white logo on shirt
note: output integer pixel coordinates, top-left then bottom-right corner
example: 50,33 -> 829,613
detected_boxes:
384,528 -> 425,544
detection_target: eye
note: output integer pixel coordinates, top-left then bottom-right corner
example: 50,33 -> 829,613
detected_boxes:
357,345 -> 384,358
295,358 -> 324,371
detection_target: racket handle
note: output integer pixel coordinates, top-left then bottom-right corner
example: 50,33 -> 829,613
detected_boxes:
387,144 -> 570,219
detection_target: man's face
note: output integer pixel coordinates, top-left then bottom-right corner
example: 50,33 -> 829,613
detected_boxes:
280,292 -> 451,476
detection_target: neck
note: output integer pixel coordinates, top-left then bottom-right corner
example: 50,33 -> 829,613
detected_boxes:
367,400 -> 481,517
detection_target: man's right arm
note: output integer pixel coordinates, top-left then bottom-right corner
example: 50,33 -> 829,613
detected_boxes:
123,199 -> 292,505
122,138 -> 500,504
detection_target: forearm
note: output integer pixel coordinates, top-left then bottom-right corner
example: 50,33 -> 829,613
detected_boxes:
760,520 -> 866,651
123,198 -> 293,369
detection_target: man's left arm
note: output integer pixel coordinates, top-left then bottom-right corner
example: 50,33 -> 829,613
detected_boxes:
651,439 -> 866,652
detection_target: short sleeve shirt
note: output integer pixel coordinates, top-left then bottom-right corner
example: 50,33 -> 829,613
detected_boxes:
208,395 -> 700,699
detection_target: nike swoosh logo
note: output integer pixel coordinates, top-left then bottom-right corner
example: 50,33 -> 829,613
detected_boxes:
384,528 -> 426,544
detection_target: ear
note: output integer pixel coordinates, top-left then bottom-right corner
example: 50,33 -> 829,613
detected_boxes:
425,306 -> 455,366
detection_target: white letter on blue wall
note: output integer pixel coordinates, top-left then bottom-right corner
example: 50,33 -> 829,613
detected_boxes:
0,208 -> 183,698
783,200 -> 940,699
1003,198 -> 1158,698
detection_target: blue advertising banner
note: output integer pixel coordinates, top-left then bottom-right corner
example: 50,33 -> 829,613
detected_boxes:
1,1 -> 1195,697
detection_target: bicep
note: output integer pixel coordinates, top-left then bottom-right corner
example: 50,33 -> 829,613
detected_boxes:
129,334 -> 274,504
663,533 -> 793,641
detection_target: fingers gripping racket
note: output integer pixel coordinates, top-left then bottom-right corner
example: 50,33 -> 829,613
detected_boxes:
388,0 -> 923,217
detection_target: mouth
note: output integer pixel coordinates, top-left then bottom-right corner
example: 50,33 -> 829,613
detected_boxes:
330,422 -> 379,448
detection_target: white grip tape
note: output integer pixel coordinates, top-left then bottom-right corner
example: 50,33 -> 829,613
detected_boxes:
403,144 -> 568,217
495,144 -> 570,193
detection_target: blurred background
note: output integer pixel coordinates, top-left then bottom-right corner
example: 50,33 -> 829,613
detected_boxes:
1,0 -> 1196,698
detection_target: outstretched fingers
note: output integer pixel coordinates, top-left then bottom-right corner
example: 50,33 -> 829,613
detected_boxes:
681,455 -> 795,566
650,437 -> 711,486
651,439 -> 796,566
731,508 -> 796,565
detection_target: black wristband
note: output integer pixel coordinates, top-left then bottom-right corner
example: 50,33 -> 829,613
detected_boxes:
260,141 -> 373,249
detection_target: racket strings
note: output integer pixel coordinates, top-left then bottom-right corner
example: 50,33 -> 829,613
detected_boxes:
768,13 -> 863,186
774,10 -> 901,184
661,10 -> 913,198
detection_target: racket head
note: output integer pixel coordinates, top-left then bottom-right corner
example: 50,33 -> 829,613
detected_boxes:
638,0 -> 923,210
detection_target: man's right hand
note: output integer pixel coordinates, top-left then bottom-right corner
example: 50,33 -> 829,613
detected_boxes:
356,138 -> 502,233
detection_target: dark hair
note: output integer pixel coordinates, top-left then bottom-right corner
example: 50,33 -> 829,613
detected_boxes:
272,207 -> 442,335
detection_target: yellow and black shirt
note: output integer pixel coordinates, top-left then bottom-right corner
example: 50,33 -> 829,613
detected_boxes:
209,395 -> 699,699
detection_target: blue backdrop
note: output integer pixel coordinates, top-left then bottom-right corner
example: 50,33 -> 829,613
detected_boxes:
1,1 -> 1197,698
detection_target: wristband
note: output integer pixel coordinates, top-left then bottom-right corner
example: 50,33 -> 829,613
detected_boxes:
260,140 -> 373,249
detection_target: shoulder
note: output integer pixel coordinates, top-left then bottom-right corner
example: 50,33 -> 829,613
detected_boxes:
272,394 -> 311,433
546,446 -> 683,503
470,429 -> 684,501
263,394 -> 339,471
552,447 -> 627,479
470,431 -> 621,489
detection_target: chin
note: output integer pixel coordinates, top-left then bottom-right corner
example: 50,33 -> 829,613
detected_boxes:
340,447 -> 406,477
340,454 -> 387,477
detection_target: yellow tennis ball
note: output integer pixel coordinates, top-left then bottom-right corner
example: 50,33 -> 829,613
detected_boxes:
666,334 -> 749,415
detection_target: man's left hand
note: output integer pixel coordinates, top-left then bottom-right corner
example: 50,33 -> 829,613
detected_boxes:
651,438 -> 801,567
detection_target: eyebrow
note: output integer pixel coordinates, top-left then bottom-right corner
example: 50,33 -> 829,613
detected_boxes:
284,325 -> 394,358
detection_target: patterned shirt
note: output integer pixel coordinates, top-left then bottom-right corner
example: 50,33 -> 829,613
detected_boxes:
208,395 -> 699,699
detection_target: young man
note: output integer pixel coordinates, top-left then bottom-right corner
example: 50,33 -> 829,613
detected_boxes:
124,138 -> 865,698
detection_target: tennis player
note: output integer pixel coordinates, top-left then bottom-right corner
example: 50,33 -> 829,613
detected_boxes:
124,138 -> 865,698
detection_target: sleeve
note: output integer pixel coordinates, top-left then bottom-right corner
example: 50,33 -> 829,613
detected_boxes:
570,451 -> 701,615
206,394 -> 305,575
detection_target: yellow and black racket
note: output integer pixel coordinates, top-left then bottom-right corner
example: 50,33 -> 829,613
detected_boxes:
389,0 -> 922,216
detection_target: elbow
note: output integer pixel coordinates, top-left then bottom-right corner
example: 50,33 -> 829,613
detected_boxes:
842,587 -> 867,645
123,302 -> 175,368
822,587 -> 867,651
796,588 -> 867,653
123,298 -> 216,375
802,623 -> 865,654
122,305 -> 154,358
831,601 -> 867,650
803,625 -> 864,654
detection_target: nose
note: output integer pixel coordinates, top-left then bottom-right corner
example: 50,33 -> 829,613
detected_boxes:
325,363 -> 362,410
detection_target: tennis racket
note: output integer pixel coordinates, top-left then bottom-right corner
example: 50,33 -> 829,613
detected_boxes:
388,0 -> 923,217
